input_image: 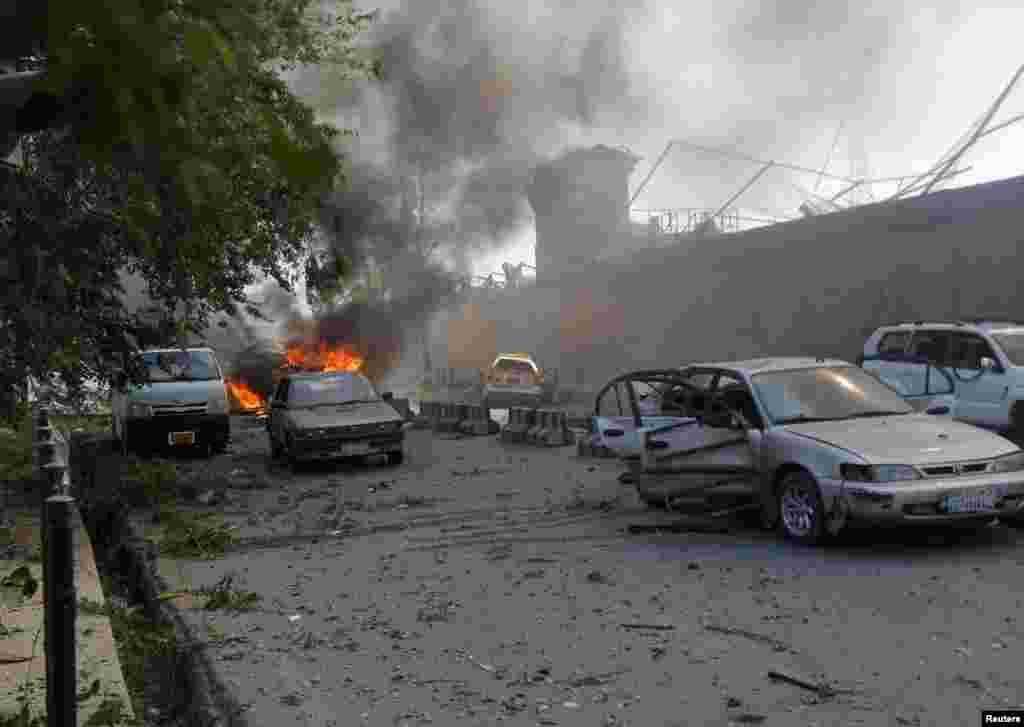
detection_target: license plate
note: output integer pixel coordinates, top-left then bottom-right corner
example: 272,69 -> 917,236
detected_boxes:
944,491 -> 996,513
169,431 -> 196,446
339,442 -> 371,456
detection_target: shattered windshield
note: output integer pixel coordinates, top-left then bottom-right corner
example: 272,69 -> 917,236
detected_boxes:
752,366 -> 913,425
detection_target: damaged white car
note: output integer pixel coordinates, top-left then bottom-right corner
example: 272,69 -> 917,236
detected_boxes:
593,358 -> 1024,544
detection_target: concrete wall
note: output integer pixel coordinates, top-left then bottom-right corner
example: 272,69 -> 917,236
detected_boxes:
430,175 -> 1024,393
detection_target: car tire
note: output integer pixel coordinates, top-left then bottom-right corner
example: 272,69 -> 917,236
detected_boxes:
777,470 -> 826,545
269,434 -> 282,460
387,451 -> 404,466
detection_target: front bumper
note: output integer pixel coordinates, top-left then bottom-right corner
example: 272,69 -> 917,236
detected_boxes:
291,433 -> 404,462
820,471 -> 1024,524
125,413 -> 230,451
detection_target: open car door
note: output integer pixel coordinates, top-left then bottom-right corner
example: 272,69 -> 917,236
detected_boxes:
593,370 -> 705,459
862,354 -> 956,416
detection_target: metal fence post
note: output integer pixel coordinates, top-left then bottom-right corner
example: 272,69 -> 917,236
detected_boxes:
45,493 -> 77,727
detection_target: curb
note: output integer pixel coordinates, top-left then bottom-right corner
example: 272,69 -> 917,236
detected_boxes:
92,505 -> 250,727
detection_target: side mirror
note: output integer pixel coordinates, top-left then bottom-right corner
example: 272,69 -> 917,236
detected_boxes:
980,357 -> 997,371
926,404 -> 951,415
382,392 -> 394,401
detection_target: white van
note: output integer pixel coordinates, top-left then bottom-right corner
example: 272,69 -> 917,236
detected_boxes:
111,347 -> 231,456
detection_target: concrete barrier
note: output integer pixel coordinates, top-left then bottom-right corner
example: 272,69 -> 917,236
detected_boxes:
455,404 -> 472,434
525,409 -> 548,444
500,407 -> 534,443
436,403 -> 462,433
466,404 -> 498,436
540,409 -> 573,447
414,401 -> 438,429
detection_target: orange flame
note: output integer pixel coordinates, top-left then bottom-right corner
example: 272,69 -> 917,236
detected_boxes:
285,342 -> 364,373
226,379 -> 266,413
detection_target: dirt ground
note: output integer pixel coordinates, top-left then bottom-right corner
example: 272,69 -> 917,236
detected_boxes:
137,415 -> 1024,727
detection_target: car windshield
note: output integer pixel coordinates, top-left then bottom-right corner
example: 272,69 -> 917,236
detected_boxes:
752,365 -> 913,425
991,332 -> 1024,365
494,359 -> 535,374
138,350 -> 221,382
288,373 -> 379,408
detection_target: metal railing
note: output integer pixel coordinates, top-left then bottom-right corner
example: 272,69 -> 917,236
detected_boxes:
30,403 -> 78,727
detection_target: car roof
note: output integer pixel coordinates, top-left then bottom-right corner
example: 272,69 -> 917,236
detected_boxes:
494,353 -> 535,361
686,357 -> 852,376
876,321 -> 1024,333
287,370 -> 364,380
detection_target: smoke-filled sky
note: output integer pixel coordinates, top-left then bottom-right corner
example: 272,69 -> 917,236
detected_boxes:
291,0 -> 1024,279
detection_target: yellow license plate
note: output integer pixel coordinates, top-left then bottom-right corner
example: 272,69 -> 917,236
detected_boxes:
170,431 -> 196,446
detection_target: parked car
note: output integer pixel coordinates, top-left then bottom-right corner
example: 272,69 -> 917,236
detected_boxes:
592,358 -> 1024,544
482,353 -> 544,409
111,347 -> 231,456
266,370 -> 405,469
862,320 -> 1024,436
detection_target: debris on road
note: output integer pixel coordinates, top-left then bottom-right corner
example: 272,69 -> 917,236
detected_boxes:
705,623 -> 793,652
766,667 -> 853,699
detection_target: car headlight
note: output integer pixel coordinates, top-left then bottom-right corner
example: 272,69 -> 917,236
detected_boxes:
839,463 -> 921,482
990,450 -> 1024,473
127,403 -> 153,418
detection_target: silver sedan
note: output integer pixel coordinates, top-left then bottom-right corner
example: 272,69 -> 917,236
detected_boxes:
593,358 -> 1024,544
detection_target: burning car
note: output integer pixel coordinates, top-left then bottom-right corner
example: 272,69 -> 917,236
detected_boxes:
266,370 -> 405,468
593,359 -> 1024,544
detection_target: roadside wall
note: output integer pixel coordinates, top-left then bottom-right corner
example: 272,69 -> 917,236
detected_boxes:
429,175 -> 1024,393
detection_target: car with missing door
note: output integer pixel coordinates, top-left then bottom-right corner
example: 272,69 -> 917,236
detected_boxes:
861,320 -> 1024,436
266,370 -> 405,469
592,358 -> 1024,544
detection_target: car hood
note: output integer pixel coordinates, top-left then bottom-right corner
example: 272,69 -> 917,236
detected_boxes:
782,414 -> 1019,464
126,379 -> 225,405
288,401 -> 402,429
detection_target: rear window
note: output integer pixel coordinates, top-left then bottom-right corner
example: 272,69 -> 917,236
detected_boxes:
494,359 -> 536,374
877,331 -> 910,354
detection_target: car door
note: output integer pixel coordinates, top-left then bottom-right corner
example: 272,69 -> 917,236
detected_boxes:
594,378 -> 643,457
947,332 -> 1010,428
593,371 -> 707,458
638,370 -> 760,502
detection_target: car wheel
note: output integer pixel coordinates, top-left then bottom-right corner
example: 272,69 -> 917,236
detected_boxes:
777,470 -> 826,545
387,450 -> 404,466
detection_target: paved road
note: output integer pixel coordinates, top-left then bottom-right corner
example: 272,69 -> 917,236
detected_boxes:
142,416 -> 1024,727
